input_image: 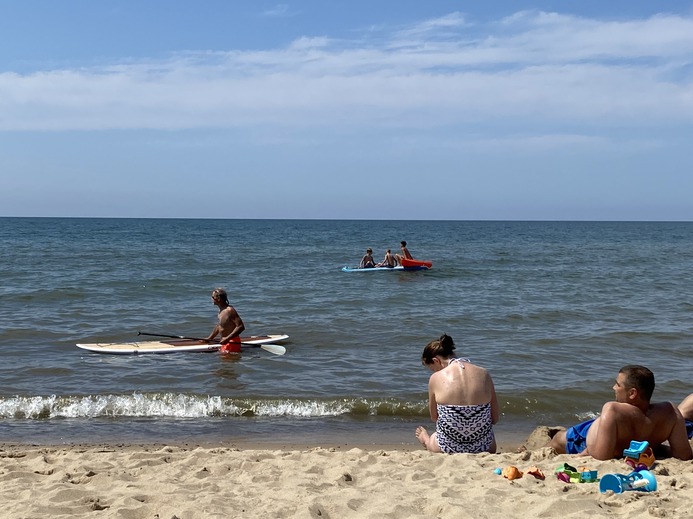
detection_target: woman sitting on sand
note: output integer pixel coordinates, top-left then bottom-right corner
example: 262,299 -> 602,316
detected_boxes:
416,334 -> 500,454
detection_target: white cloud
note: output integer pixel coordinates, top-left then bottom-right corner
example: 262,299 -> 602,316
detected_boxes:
0,11 -> 692,132
288,36 -> 331,51
495,11 -> 693,62
262,4 -> 295,18
392,12 -> 468,43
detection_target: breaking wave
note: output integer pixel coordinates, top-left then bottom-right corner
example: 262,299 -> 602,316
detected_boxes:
0,393 -> 428,420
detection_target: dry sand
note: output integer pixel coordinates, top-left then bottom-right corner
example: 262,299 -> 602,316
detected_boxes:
1,428 -> 691,518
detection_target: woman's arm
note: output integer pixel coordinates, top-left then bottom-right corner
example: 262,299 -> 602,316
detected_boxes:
489,377 -> 500,424
428,377 -> 438,422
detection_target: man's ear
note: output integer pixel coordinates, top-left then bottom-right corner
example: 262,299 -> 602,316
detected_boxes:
627,386 -> 639,401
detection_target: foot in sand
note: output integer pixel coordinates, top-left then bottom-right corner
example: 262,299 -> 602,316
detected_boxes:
416,426 -> 430,447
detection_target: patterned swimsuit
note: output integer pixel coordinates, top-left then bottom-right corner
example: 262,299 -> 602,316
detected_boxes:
435,359 -> 495,454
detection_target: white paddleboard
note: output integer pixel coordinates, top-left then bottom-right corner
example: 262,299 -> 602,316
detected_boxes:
341,266 -> 407,272
76,335 -> 289,355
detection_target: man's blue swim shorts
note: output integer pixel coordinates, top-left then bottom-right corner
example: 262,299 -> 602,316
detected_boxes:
564,419 -> 595,454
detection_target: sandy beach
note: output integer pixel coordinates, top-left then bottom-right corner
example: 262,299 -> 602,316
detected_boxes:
1,429 -> 691,519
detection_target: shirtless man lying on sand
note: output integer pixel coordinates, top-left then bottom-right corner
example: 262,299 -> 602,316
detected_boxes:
551,365 -> 692,460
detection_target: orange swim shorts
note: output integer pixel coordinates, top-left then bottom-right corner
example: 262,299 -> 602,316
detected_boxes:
220,337 -> 241,354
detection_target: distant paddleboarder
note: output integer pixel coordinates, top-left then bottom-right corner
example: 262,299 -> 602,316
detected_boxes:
206,288 -> 245,353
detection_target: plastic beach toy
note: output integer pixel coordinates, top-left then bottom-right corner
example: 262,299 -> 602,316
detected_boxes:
554,463 -> 598,483
501,466 -> 523,480
555,463 -> 579,482
623,440 -> 655,470
578,468 -> 598,483
599,470 -> 657,493
526,466 -> 545,480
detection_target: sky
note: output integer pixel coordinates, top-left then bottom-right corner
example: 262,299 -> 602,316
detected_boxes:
1,1 -> 693,220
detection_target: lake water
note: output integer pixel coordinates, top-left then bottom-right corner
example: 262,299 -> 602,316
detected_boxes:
0,218 -> 691,445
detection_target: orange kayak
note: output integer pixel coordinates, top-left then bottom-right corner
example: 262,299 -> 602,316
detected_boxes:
400,258 -> 433,269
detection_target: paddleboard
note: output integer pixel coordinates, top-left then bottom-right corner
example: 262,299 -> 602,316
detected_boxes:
342,265 -> 408,272
76,334 -> 289,355
342,261 -> 430,272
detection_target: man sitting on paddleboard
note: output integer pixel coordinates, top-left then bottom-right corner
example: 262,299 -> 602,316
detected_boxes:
376,249 -> 396,268
206,288 -> 246,353
359,248 -> 376,268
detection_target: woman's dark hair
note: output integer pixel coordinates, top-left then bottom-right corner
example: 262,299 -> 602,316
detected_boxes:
422,334 -> 456,364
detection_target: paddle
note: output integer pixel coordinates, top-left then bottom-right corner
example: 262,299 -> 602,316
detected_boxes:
137,332 -> 286,355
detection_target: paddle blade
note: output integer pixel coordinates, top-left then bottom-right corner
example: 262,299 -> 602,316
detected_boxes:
259,344 -> 286,355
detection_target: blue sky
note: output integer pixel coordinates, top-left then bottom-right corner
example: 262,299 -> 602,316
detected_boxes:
2,1 -> 693,220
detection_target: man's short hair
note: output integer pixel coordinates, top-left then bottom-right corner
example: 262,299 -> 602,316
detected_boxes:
620,365 -> 655,401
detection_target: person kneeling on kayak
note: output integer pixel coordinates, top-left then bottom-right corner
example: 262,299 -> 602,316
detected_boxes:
207,288 -> 245,353
394,240 -> 413,266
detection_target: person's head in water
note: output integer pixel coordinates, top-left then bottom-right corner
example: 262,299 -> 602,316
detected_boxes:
422,334 -> 456,365
211,288 -> 229,305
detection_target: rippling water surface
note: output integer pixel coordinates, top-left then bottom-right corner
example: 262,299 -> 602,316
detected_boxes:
0,218 -> 691,444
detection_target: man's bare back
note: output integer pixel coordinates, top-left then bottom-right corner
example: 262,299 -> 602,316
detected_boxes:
551,366 -> 692,461
585,400 -> 686,459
